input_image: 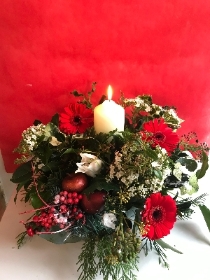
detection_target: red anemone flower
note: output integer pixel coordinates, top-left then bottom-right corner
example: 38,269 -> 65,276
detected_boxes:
59,103 -> 94,134
141,192 -> 177,240
142,118 -> 179,154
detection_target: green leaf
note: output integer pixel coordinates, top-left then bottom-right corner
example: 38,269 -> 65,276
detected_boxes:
199,205 -> 210,232
16,182 -> 26,193
83,178 -> 120,195
44,123 -> 58,137
33,119 -> 42,126
50,113 -> 59,126
11,161 -> 33,184
14,179 -> 32,203
156,239 -> 183,254
196,151 -> 209,179
41,161 -> 60,172
43,145 -> 52,164
54,132 -> 65,142
14,183 -> 23,203
153,169 -> 162,180
30,192 -> 50,209
62,148 -> 78,155
82,137 -> 100,150
177,158 -> 197,172
145,148 -> 158,161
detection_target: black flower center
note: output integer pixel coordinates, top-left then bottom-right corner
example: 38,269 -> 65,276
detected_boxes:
152,208 -> 163,221
72,115 -> 81,126
153,132 -> 166,143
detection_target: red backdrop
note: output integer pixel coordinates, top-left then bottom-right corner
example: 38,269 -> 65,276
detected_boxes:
1,0 -> 210,172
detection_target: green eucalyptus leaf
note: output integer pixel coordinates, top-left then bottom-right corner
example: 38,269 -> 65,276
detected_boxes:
196,151 -> 209,179
156,239 -> 183,254
11,161 -> 33,184
83,178 -> 120,195
199,205 -> 210,233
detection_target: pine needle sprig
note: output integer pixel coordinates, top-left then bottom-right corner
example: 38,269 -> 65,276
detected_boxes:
77,233 -> 139,280
152,240 -> 169,268
177,193 -> 208,219
43,171 -> 62,200
141,238 -> 169,269
16,231 -> 29,249
77,237 -> 98,280
191,193 -> 207,206
97,235 -> 139,280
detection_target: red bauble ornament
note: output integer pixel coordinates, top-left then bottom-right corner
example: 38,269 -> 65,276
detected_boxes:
62,173 -> 88,193
80,191 -> 106,214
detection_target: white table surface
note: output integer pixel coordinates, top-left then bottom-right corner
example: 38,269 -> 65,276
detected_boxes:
0,172 -> 210,280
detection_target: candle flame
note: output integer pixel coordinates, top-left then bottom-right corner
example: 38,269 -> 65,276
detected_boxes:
107,85 -> 112,100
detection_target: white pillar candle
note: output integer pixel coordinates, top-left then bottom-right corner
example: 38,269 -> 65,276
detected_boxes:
94,85 -> 125,134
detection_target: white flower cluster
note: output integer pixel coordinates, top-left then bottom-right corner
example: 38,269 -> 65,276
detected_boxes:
123,96 -> 151,111
32,157 -> 44,170
124,96 -> 151,112
123,96 -> 183,128
173,151 -> 200,195
108,142 -> 171,198
22,124 -> 46,151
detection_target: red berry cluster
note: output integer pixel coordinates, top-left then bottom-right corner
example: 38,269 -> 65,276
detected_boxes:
25,190 -> 84,236
54,190 -> 83,205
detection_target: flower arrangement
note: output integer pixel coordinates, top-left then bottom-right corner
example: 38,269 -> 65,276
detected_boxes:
11,83 -> 210,280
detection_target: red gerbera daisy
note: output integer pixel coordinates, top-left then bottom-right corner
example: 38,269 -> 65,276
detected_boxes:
142,118 -> 179,154
59,103 -> 94,134
141,192 -> 177,240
